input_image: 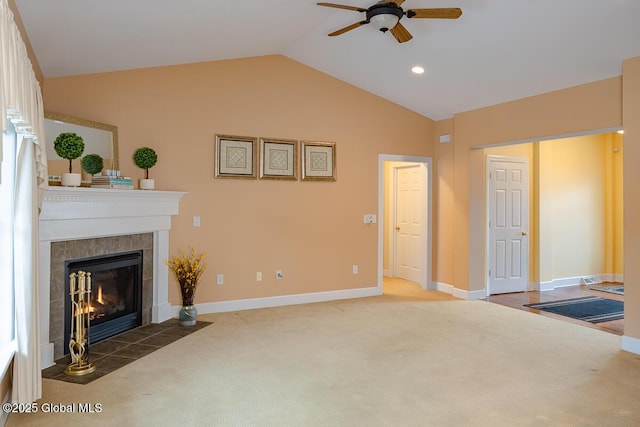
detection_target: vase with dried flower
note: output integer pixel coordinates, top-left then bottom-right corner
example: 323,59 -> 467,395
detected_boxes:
166,247 -> 207,326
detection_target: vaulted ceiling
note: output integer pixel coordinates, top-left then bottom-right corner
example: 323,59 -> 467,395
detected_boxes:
14,0 -> 640,120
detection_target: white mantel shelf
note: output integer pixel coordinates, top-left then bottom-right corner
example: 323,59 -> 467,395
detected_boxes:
38,186 -> 187,369
40,186 -> 187,241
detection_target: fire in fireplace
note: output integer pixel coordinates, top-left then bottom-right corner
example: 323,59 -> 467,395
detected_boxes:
64,250 -> 143,352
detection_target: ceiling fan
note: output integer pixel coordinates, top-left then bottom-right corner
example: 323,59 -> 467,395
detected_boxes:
317,1 -> 462,43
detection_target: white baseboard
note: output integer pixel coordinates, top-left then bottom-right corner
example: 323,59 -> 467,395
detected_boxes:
604,274 -> 624,283
173,286 -> 382,316
152,302 -> 174,324
40,343 -> 54,370
434,281 -> 453,295
622,335 -> 640,355
533,273 -> 624,292
433,282 -> 485,300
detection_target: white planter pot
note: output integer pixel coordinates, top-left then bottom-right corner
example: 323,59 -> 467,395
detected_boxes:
139,179 -> 155,190
61,173 -> 82,187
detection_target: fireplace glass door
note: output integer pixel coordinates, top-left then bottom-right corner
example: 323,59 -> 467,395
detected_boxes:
64,250 -> 143,352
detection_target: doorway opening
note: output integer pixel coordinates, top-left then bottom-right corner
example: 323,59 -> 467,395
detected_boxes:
481,132 -> 623,295
378,155 -> 432,293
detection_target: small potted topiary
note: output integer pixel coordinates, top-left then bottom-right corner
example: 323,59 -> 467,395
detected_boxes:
81,154 -> 104,183
54,132 -> 85,186
133,146 -> 158,190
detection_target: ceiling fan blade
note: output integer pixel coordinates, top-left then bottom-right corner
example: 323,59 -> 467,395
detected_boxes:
390,0 -> 406,5
317,2 -> 367,13
389,22 -> 413,43
328,21 -> 368,36
406,8 -> 463,19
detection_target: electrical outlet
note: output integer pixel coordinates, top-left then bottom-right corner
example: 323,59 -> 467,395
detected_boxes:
256,272 -> 262,281
275,270 -> 283,279
216,274 -> 224,285
364,214 -> 377,224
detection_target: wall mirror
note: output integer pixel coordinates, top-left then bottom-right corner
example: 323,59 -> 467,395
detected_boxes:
44,111 -> 119,182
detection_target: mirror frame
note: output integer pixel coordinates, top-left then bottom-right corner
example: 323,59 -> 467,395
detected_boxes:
44,111 -> 119,170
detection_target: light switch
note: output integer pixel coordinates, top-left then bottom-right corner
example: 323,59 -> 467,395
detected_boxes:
193,216 -> 201,227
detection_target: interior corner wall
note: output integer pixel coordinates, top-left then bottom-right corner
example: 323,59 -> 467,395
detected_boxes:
42,55 -> 435,306
622,57 -> 640,340
433,118 -> 455,286
446,76 -> 621,293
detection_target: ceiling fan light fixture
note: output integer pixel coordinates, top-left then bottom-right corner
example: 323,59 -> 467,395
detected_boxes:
369,13 -> 400,32
367,3 -> 404,33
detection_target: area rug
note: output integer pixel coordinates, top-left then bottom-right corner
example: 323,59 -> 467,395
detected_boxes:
525,296 -> 623,323
591,285 -> 624,295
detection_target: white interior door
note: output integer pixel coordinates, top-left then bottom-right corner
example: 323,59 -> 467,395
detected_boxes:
488,156 -> 529,294
394,165 -> 426,284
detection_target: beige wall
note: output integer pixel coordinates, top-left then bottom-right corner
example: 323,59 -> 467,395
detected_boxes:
43,55 -> 435,305
623,57 -> 640,339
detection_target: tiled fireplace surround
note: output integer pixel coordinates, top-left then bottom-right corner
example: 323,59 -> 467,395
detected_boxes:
39,187 -> 185,369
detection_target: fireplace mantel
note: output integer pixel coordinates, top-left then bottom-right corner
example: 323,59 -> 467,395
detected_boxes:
39,186 -> 186,368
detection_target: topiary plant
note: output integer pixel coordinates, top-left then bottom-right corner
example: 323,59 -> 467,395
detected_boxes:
54,132 -> 85,173
133,147 -> 158,179
81,154 -> 104,176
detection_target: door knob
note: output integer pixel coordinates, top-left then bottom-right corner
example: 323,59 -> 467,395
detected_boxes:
521,231 -> 528,236
395,226 -> 400,231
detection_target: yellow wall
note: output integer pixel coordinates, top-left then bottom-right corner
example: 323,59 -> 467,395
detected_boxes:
541,135 -> 607,280
608,133 -> 624,276
43,55 -> 435,305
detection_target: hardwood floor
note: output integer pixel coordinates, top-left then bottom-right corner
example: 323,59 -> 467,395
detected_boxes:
487,283 -> 624,336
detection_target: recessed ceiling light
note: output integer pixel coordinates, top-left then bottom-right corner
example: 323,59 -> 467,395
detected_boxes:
411,66 -> 425,75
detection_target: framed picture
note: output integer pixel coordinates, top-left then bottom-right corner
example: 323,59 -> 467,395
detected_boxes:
259,138 -> 298,180
214,134 -> 258,179
301,141 -> 336,181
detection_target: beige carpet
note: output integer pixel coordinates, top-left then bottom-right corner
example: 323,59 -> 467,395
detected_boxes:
8,283 -> 640,426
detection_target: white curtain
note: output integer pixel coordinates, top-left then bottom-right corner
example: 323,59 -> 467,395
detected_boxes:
1,0 -> 47,404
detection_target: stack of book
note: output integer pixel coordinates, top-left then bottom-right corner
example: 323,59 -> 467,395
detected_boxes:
91,176 -> 134,189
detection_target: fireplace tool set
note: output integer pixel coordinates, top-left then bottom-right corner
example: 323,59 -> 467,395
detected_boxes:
65,271 -> 96,376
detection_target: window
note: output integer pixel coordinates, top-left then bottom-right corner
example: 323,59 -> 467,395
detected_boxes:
0,122 -> 17,376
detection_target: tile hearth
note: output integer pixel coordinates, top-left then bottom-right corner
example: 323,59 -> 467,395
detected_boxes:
43,319 -> 211,385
